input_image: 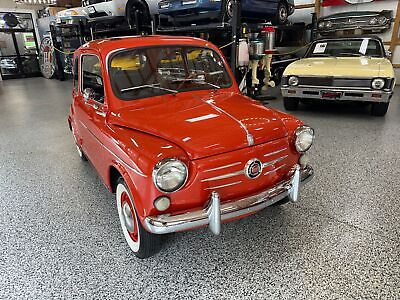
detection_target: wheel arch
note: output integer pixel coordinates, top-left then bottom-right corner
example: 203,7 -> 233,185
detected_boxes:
108,162 -> 147,221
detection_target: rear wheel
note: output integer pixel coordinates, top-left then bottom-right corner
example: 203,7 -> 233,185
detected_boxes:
283,97 -> 299,111
371,102 -> 389,116
221,0 -> 234,23
126,0 -> 151,33
116,178 -> 162,258
273,1 -> 288,25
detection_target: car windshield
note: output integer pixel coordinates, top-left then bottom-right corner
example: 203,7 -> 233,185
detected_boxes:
307,38 -> 383,58
109,46 -> 232,101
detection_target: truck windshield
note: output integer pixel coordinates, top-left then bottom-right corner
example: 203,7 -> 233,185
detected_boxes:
109,46 -> 232,101
307,38 -> 383,58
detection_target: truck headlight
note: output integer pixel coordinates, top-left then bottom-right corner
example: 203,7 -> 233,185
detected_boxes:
153,158 -> 188,193
378,16 -> 388,25
371,78 -> 385,90
159,1 -> 170,9
318,22 -> 325,29
369,17 -> 378,25
288,76 -> 299,86
294,126 -> 314,153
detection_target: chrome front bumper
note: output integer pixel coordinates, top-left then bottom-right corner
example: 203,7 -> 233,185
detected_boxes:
143,165 -> 313,235
281,86 -> 392,103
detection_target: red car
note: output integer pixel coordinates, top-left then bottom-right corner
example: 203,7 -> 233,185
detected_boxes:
68,36 -> 315,258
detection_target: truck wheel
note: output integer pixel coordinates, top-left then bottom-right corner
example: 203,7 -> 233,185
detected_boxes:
273,1 -> 288,25
371,102 -> 389,116
283,97 -> 299,110
116,178 -> 162,258
126,0 -> 151,33
221,0 -> 234,23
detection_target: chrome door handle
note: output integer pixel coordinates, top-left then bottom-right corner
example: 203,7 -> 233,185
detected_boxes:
95,111 -> 106,117
85,102 -> 98,110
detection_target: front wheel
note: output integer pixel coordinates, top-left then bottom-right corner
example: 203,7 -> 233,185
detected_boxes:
283,97 -> 299,110
371,102 -> 389,116
273,1 -> 289,25
116,178 -> 162,258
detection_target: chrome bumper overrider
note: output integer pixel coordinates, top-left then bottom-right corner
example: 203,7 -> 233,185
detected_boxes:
281,86 -> 392,103
143,165 -> 314,235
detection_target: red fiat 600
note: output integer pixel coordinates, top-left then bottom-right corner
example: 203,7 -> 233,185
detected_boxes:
68,36 -> 314,258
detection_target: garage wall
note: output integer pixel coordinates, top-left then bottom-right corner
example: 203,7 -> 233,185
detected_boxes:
289,0 -> 400,81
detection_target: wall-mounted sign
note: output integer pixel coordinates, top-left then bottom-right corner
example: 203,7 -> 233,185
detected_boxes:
39,36 -> 56,79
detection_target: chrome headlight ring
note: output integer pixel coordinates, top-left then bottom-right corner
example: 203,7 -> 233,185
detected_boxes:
294,125 -> 315,153
288,76 -> 299,86
371,78 -> 385,90
152,158 -> 188,193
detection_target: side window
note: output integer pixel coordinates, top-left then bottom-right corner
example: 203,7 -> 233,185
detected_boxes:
81,55 -> 105,103
73,57 -> 78,92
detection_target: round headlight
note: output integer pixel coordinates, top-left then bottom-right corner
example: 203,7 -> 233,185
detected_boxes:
378,16 -> 388,25
153,158 -> 188,193
318,22 -> 325,28
369,17 -> 378,25
288,76 -> 299,86
325,21 -> 332,28
294,126 -> 315,153
371,78 -> 385,90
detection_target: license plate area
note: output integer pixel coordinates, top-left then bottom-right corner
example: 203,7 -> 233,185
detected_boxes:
321,91 -> 342,99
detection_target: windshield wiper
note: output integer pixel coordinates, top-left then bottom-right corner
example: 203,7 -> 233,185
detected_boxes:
120,83 -> 178,94
171,78 -> 221,89
311,53 -> 335,57
338,52 -> 364,57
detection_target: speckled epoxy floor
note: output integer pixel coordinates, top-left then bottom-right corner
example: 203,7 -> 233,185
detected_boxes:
0,78 -> 399,299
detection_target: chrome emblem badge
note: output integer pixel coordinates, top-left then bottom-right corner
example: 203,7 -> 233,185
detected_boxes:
245,159 -> 263,179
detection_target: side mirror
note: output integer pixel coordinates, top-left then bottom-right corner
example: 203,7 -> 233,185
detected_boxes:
385,50 -> 392,59
83,87 -> 95,102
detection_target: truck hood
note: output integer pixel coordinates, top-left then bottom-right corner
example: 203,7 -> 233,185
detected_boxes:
285,57 -> 394,78
109,92 -> 288,160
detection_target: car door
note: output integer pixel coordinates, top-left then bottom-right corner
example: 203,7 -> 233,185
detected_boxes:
75,52 -> 110,181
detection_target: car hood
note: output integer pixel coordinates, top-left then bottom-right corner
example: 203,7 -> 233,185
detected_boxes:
285,57 -> 394,78
109,92 -> 288,160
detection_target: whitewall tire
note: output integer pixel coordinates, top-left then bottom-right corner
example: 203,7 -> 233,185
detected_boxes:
116,178 -> 162,258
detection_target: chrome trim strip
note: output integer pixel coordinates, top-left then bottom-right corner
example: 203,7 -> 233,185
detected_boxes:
78,120 -> 146,176
204,181 -> 242,190
281,86 -> 392,103
201,170 -> 244,182
299,85 -> 371,90
143,165 -> 314,235
204,162 -> 242,173
264,164 -> 286,176
262,155 -> 288,168
263,148 -> 287,157
205,100 -> 254,146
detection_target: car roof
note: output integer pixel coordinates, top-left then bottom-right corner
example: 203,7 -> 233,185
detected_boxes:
77,35 -> 214,59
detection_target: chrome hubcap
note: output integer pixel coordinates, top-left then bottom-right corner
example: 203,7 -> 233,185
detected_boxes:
226,0 -> 233,18
279,6 -> 287,21
122,202 -> 135,233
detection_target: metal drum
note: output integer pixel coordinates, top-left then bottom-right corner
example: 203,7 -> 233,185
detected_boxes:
248,39 -> 265,60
